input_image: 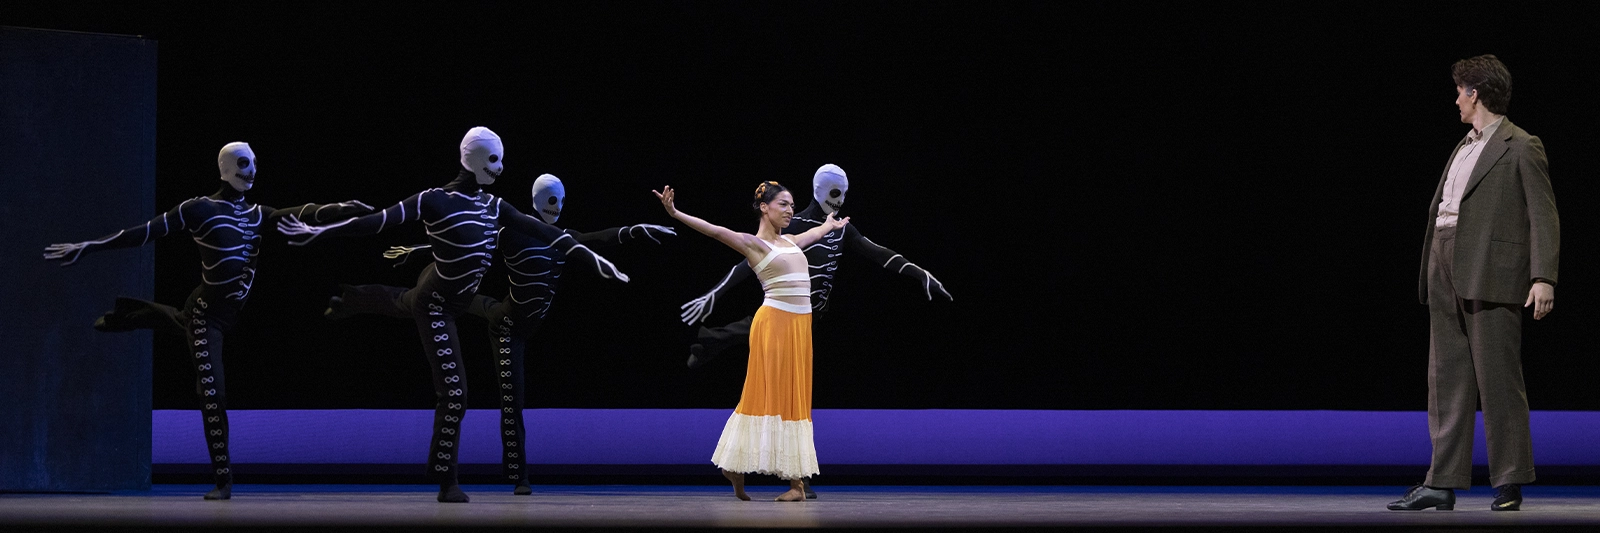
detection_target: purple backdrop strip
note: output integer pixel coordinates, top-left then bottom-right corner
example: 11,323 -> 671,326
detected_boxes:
152,410 -> 1600,465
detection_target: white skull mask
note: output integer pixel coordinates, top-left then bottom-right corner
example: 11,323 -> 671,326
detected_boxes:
531,174 -> 565,224
459,127 -> 504,185
813,164 -> 848,215
218,142 -> 257,192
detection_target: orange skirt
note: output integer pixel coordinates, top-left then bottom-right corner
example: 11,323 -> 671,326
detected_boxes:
710,305 -> 819,479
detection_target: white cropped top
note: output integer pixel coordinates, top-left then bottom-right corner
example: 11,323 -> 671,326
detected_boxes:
751,235 -> 811,314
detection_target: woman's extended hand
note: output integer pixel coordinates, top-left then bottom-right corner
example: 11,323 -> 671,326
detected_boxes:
822,211 -> 850,232
653,186 -> 678,217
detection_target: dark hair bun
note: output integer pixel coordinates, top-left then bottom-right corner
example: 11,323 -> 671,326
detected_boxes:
752,181 -> 788,212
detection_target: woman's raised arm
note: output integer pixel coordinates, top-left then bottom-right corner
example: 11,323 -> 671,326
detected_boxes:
654,186 -> 764,263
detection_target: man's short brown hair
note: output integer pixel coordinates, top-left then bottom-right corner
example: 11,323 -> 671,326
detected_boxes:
1452,55 -> 1513,115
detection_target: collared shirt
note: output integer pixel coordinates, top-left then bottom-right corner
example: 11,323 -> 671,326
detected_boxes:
1436,117 -> 1505,228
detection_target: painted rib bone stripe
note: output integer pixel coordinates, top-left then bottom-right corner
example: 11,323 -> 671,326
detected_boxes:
426,209 -> 491,227
431,252 -> 493,264
426,219 -> 494,235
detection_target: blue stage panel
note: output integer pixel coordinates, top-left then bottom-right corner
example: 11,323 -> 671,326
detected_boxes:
153,409 -> 1600,465
1,26 -> 157,492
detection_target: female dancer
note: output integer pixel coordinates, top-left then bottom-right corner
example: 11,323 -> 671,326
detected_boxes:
653,181 -> 847,502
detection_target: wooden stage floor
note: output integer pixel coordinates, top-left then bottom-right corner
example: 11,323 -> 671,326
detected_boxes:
4,484 -> 1600,530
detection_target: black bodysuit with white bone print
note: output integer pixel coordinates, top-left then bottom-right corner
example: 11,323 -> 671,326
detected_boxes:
44,183 -> 372,499
279,170 -> 625,500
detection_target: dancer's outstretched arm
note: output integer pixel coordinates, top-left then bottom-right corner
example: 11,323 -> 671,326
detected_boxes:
43,198 -> 209,266
569,224 -> 677,248
263,200 -> 375,225
653,185 -> 767,264
277,191 -> 431,245
680,261 -> 753,324
497,200 -> 629,282
845,224 -> 951,301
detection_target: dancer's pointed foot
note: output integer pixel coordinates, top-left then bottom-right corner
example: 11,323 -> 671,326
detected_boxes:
203,483 -> 232,500
94,308 -> 132,329
438,484 -> 469,503
514,482 -> 533,496
95,297 -> 160,332
323,296 -> 348,320
687,344 -> 707,369
721,469 -> 750,501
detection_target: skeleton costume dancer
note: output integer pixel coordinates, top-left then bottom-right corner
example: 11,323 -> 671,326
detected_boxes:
655,181 -> 848,502
42,143 -> 373,500
681,164 -> 951,366
364,174 -> 674,495
279,128 -> 628,503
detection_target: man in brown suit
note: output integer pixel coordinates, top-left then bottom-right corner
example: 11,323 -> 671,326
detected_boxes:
1389,55 -> 1559,512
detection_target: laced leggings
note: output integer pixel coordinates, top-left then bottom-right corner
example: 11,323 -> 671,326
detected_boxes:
483,300 -> 545,484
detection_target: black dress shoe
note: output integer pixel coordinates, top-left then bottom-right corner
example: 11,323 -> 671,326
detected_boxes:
1492,484 -> 1522,511
1387,484 -> 1454,511
803,477 -> 817,500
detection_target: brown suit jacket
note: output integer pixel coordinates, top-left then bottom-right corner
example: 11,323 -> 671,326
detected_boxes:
1419,118 -> 1560,305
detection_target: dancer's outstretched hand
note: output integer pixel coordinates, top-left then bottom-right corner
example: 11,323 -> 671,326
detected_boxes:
625,224 -> 677,244
921,269 -> 953,301
653,186 -> 677,216
822,211 -> 851,232
902,263 -> 953,301
382,244 -> 432,267
680,291 -> 715,324
382,244 -> 430,260
42,242 -> 89,266
568,243 -> 631,283
277,214 -> 327,245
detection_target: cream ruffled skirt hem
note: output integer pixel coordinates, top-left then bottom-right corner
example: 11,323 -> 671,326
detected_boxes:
710,413 -> 819,480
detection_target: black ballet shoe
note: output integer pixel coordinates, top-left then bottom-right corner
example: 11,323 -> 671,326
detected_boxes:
93,297 -> 147,332
1387,484 -> 1454,511
437,484 -> 469,503
687,344 -> 708,369
514,482 -> 533,496
93,314 -> 129,332
323,296 -> 349,320
1492,484 -> 1522,511
203,483 -> 232,500
803,477 -> 817,500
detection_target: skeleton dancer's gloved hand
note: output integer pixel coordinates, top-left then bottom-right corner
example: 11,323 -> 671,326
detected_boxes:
895,262 -> 952,301
42,241 -> 93,266
681,262 -> 752,324
495,191 -> 630,283
620,224 -> 677,244
553,237 -> 629,282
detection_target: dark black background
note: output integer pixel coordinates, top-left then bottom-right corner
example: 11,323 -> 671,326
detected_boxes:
10,1 -> 1598,411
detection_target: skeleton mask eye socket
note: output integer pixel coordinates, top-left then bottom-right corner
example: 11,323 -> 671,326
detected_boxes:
546,196 -> 558,206
829,188 -> 841,198
237,157 -> 250,169
488,154 -> 500,163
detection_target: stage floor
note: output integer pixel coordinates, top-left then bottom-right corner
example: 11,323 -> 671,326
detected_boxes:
4,485 -> 1600,530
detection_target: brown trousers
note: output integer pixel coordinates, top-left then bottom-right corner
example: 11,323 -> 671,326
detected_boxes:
1425,226 -> 1536,489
